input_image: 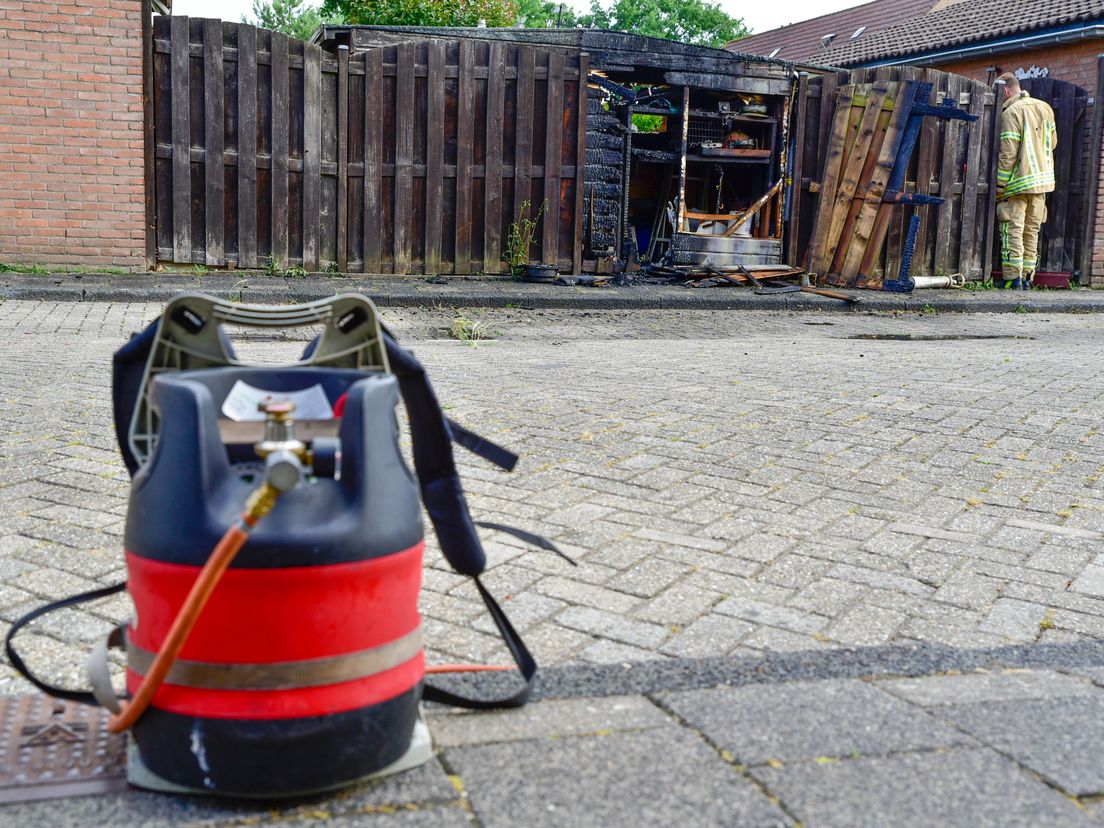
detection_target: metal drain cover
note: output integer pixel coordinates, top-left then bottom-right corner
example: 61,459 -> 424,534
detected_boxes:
0,694 -> 127,804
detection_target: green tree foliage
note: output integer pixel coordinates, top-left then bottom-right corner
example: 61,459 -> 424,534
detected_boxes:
583,0 -> 747,47
322,0 -> 518,27
515,0 -> 578,27
243,0 -> 339,41
315,0 -> 743,44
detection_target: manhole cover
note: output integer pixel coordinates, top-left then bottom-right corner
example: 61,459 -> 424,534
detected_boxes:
0,694 -> 127,804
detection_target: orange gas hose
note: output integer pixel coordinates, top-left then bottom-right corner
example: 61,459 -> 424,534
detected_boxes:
106,515 -> 255,734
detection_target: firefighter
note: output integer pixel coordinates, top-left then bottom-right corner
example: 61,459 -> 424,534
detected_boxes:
995,72 -> 1057,289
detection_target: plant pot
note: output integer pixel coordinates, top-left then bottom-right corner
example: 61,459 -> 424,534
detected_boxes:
521,263 -> 558,283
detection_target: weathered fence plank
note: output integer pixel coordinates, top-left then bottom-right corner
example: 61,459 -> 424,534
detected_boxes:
394,41 -> 414,274
203,19 -> 225,266
958,77 -> 986,278
484,41 -> 505,273
455,39 -> 475,274
271,32 -> 289,266
542,51 -> 563,267
572,52 -> 588,275
237,24 -> 257,268
933,74 -> 962,275
363,48 -> 382,272
513,46 -> 534,227
302,43 -> 322,270
170,16 -> 190,261
336,44 -> 348,271
425,40 -> 445,275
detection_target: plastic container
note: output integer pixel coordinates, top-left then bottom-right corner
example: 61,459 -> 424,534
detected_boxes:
992,269 -> 1071,288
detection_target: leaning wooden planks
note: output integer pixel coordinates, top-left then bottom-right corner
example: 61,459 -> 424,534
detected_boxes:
807,81 -> 913,289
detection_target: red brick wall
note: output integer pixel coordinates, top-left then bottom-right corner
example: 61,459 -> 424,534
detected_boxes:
936,43 -> 1104,285
0,0 -> 146,270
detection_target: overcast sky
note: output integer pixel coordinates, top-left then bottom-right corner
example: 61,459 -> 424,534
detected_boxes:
171,0 -> 868,38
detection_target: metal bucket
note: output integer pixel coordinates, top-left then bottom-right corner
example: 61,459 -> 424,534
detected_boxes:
671,233 -> 782,268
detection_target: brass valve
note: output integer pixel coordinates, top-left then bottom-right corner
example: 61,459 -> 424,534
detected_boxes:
254,399 -> 309,463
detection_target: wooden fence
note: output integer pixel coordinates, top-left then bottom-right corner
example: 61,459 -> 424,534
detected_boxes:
791,67 -> 998,280
151,17 -> 587,274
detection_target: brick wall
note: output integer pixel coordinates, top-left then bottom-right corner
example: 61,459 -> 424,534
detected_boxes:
0,0 -> 146,270
936,42 -> 1104,285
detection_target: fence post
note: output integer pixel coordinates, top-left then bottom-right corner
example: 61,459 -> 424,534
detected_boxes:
142,0 -> 155,268
238,25 -> 258,269
337,45 -> 349,273
981,78 -> 1005,283
170,16 -> 191,263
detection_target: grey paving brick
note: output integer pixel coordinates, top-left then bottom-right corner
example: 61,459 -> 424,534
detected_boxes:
557,606 -> 669,649
931,570 -> 1004,611
877,669 -> 1098,706
578,638 -> 671,664
660,613 -> 755,658
715,597 -> 827,634
729,625 -> 829,652
447,725 -> 790,828
1008,517 -> 1100,540
606,557 -> 690,598
535,576 -> 639,615
632,581 -> 723,626
471,592 -> 566,636
428,696 -> 670,747
632,527 -> 727,553
827,563 -> 933,597
888,523 -> 978,544
788,577 -> 867,616
662,679 -> 971,765
939,697 -> 1104,796
751,748 -> 1094,828
826,603 -> 907,646
283,808 -> 472,828
1070,566 -> 1104,599
979,598 -> 1050,642
758,554 -> 833,590
727,533 -> 794,564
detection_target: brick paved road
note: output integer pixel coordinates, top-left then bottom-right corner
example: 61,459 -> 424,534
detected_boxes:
2,300 -> 1103,692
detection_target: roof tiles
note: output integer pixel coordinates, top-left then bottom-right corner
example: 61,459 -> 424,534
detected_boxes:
728,0 -> 936,62
819,0 -> 1104,65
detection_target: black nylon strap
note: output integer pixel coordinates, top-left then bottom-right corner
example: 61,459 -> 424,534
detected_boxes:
5,581 -> 127,706
446,418 -> 519,472
382,331 -> 487,577
476,521 -> 577,567
422,576 -> 537,709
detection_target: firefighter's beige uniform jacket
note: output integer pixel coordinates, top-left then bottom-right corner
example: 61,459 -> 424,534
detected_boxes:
997,90 -> 1057,198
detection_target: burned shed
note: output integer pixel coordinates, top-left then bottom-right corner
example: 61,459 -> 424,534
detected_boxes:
314,26 -> 796,275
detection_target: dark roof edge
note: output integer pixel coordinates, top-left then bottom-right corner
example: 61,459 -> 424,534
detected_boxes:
314,24 -> 797,67
845,20 -> 1104,67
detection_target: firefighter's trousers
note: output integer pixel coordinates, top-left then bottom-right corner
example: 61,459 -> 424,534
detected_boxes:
997,193 -> 1047,282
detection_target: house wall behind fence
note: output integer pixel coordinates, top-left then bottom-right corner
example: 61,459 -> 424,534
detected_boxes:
0,0 -> 146,269
935,42 -> 1104,284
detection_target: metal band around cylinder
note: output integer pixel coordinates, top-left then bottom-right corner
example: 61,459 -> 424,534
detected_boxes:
126,626 -> 423,691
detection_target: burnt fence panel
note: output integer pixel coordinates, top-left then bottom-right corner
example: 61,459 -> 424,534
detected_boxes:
792,67 -> 997,280
152,17 -> 587,274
